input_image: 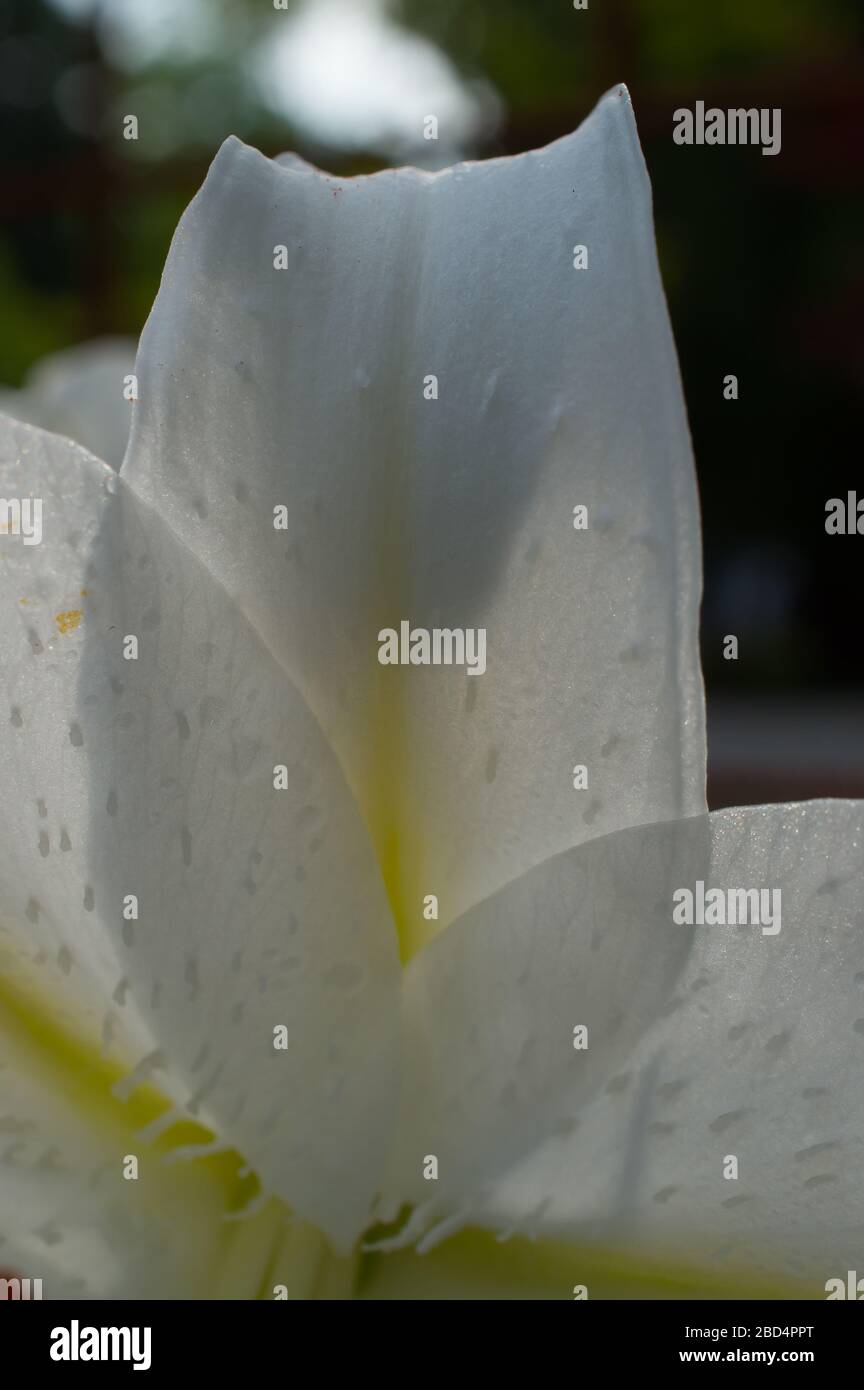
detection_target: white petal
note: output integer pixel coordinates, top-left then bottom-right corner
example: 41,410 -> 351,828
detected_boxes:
0,1009 -> 236,1299
383,813 -> 709,1222
3,339 -> 137,469
0,416 -> 400,1250
123,86 -> 705,949
0,387 -> 42,431
274,151 -> 322,173
399,801 -> 864,1283
0,418 -> 156,1059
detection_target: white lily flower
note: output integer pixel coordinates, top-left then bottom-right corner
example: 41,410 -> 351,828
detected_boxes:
1,86 -> 861,1301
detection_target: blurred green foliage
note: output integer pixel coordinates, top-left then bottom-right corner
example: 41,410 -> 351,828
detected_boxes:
397,0 -> 860,101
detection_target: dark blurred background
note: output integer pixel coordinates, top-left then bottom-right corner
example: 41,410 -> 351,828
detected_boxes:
1,0 -> 862,807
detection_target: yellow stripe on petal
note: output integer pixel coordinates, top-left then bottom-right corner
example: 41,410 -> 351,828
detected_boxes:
358,1227 -> 822,1301
0,969 -> 273,1295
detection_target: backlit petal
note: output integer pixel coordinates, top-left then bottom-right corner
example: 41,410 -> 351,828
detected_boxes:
123,86 -> 705,954
0,416 -> 400,1251
402,801 -> 864,1285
